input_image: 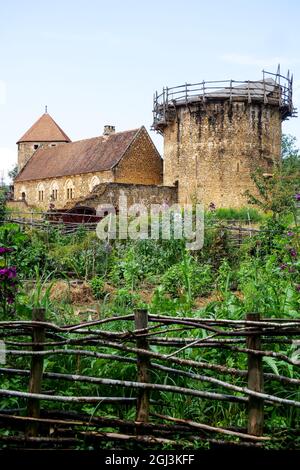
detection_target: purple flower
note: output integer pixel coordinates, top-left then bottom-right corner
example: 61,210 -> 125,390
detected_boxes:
7,267 -> 17,279
280,263 -> 288,270
0,247 -> 13,254
289,248 -> 297,258
287,231 -> 295,237
295,194 -> 300,201
0,267 -> 17,279
209,202 -> 216,211
6,295 -> 15,305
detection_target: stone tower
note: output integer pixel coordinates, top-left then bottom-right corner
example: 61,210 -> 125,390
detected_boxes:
152,69 -> 295,207
17,111 -> 71,172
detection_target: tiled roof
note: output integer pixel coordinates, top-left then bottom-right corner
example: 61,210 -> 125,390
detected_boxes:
17,113 -> 71,143
15,128 -> 141,182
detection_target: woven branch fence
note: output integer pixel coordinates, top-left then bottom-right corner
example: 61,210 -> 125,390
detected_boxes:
0,309 -> 299,449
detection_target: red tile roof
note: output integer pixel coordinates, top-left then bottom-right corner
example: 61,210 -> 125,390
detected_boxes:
17,113 -> 71,143
15,128 -> 141,182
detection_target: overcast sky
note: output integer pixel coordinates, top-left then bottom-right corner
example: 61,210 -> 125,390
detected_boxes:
1,0 -> 300,182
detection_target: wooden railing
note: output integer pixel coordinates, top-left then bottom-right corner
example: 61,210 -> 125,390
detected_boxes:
152,69 -> 295,129
0,310 -> 299,449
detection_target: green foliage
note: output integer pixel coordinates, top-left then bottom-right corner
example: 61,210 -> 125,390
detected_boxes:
0,224 -> 53,279
49,231 -> 108,279
211,207 -> 263,222
282,133 -> 300,169
111,288 -> 145,313
8,164 -> 18,181
108,239 -> 185,288
161,252 -> 213,301
1,154 -> 300,450
237,256 -> 299,317
0,188 -> 7,224
89,276 -> 105,299
244,164 -> 299,220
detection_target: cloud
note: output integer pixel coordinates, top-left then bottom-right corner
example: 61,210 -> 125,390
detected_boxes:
221,54 -> 299,68
0,80 -> 7,105
0,147 -> 17,183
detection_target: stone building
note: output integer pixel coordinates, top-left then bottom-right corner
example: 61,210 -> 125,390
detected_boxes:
14,113 -> 165,210
152,70 -> 295,207
11,68 -> 295,213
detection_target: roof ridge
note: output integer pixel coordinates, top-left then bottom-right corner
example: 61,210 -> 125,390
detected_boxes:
15,127 -> 145,183
17,113 -> 71,143
45,127 -> 141,147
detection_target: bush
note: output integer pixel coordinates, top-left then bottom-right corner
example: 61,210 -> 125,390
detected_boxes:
161,254 -> 213,300
111,288 -> 145,314
89,276 -> 105,299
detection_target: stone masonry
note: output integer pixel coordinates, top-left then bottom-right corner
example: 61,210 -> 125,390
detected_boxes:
162,101 -> 282,208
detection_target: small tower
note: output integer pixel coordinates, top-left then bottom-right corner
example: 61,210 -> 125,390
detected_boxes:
153,68 -> 295,207
17,110 -> 71,172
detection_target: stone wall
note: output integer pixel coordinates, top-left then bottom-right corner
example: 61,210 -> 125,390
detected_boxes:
162,101 -> 282,208
114,127 -> 163,185
74,182 -> 178,211
13,170 -> 114,210
14,127 -> 164,211
6,199 -> 29,215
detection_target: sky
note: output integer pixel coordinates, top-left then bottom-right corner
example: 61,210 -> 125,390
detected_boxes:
1,0 -> 300,182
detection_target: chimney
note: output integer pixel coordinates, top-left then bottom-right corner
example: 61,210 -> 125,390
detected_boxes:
103,125 -> 115,136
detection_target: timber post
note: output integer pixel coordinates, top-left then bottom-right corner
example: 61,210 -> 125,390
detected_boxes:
246,312 -> 264,436
26,307 -> 45,437
134,309 -> 150,424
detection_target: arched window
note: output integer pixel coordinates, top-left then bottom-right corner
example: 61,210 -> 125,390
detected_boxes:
37,183 -> 45,202
50,180 -> 59,201
65,179 -> 75,200
89,175 -> 100,192
20,186 -> 26,201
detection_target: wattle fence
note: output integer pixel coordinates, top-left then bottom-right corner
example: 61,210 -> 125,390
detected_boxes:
0,310 -> 299,449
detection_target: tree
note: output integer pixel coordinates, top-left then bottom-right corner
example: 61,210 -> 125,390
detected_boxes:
8,164 -> 18,182
244,134 -> 300,219
282,134 -> 300,174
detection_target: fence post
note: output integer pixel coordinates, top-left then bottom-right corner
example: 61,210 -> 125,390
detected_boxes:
134,309 -> 150,423
26,308 -> 45,437
246,313 -> 264,436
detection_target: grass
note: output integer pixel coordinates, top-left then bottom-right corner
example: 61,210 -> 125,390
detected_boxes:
212,207 -> 264,222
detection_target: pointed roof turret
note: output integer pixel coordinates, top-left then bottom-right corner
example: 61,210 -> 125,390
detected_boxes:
17,112 -> 71,144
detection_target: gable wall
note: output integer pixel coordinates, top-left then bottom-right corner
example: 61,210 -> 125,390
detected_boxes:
114,128 -> 163,185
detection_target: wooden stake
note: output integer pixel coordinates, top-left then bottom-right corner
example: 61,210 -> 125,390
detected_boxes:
26,308 -> 45,437
246,313 -> 264,436
135,310 -> 150,423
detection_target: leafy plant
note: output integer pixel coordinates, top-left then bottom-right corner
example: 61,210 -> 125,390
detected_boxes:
90,276 -> 105,299
161,252 -> 213,302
